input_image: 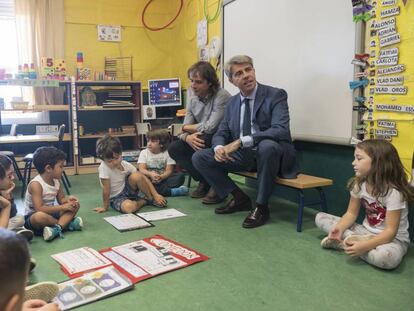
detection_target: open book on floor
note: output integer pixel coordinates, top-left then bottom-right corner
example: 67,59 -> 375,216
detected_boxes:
54,266 -> 134,310
103,214 -> 153,232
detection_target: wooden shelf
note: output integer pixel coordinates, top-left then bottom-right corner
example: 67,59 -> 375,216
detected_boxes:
2,105 -> 69,112
78,107 -> 139,111
79,132 -> 136,139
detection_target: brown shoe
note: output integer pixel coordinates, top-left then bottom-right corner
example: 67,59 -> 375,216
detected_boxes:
215,197 -> 252,214
202,187 -> 226,204
190,182 -> 210,198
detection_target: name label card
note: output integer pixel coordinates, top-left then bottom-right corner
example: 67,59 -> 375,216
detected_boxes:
377,120 -> 396,128
372,17 -> 396,30
377,64 -> 405,75
375,56 -> 398,66
380,33 -> 400,47
375,86 -> 407,94
376,75 -> 404,85
380,6 -> 400,18
379,47 -> 398,58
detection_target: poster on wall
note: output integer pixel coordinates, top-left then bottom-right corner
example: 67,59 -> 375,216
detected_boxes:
142,105 -> 156,120
97,25 -> 122,42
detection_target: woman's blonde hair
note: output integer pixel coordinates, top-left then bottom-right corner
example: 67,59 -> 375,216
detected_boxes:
348,139 -> 414,202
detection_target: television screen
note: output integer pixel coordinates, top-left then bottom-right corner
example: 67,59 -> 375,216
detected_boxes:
148,78 -> 181,107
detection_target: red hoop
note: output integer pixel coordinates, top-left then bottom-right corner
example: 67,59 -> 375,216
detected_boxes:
141,0 -> 184,31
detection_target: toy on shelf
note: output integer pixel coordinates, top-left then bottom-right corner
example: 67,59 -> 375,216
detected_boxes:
40,57 -> 66,80
76,52 -> 92,80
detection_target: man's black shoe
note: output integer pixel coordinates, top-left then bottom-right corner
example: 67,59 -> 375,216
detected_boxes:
242,207 -> 270,228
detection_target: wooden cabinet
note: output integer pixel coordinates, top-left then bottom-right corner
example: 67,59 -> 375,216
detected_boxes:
72,81 -> 142,174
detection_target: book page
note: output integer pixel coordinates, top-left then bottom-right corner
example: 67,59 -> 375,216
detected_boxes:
54,266 -> 133,310
52,247 -> 112,275
104,214 -> 152,231
137,208 -> 186,222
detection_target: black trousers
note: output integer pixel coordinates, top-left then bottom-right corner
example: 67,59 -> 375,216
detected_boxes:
168,133 -> 213,184
153,172 -> 185,196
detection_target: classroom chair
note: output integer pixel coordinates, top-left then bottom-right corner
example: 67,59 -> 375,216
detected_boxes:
21,124 -> 71,197
0,124 -> 24,183
135,122 -> 151,149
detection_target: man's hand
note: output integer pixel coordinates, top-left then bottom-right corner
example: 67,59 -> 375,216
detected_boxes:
186,132 -> 205,151
93,206 -> 108,213
214,140 -> 241,162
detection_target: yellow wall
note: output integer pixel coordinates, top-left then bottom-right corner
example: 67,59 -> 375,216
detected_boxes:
64,0 -> 223,88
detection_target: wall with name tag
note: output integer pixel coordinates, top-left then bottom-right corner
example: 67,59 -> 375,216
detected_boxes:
363,0 -> 414,175
222,0 -> 356,145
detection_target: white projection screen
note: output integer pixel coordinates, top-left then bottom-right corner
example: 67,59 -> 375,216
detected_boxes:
222,0 -> 358,144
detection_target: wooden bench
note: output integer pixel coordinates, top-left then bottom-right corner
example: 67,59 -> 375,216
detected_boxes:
233,172 -> 333,232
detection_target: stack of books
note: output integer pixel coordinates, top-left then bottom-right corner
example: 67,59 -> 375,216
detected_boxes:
103,88 -> 135,108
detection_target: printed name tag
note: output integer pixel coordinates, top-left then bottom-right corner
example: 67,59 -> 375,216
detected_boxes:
376,75 -> 404,85
371,17 -> 396,30
375,129 -> 398,136
378,25 -> 397,38
377,120 -> 396,128
380,33 -> 400,47
376,104 -> 414,113
375,86 -> 407,94
379,47 -> 398,58
382,0 -> 397,6
377,64 -> 405,75
375,56 -> 398,66
380,6 -> 400,18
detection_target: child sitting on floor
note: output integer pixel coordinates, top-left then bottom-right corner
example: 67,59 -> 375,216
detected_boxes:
94,134 -> 167,214
315,139 -> 414,270
138,129 -> 188,197
0,155 -> 33,241
24,147 -> 82,242
0,228 -> 60,311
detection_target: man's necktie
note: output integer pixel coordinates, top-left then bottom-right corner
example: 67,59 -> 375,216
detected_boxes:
242,98 -> 251,136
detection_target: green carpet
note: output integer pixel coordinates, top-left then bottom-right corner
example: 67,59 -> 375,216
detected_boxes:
22,174 -> 414,311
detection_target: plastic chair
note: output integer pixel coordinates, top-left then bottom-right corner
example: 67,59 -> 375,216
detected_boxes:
135,122 -> 151,149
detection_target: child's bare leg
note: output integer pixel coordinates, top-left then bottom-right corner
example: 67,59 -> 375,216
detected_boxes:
128,172 -> 154,199
58,211 -> 77,229
120,199 -> 146,213
29,212 -> 59,230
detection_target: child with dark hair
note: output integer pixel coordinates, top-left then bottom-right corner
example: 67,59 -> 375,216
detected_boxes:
0,155 -> 33,241
0,228 -> 60,311
24,147 -> 82,242
94,135 -> 167,214
138,129 -> 188,197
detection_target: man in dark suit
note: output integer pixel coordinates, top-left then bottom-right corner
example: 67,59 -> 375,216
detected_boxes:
193,55 -> 298,228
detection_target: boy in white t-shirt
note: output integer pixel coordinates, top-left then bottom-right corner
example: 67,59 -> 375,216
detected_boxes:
138,129 -> 188,197
94,135 -> 167,214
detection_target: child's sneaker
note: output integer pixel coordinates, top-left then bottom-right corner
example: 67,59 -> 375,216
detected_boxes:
171,185 -> 189,197
16,228 -> 34,242
68,217 -> 83,231
320,236 -> 344,250
43,224 -> 63,241
343,234 -> 375,246
24,281 -> 59,302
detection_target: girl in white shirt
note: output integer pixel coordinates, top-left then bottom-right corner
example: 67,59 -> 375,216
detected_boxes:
315,139 -> 414,269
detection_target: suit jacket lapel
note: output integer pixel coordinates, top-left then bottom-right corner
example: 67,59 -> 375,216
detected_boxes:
253,83 -> 266,121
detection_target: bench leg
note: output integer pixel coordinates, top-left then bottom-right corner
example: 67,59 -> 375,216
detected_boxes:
316,187 -> 328,212
297,189 -> 305,232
